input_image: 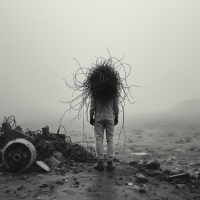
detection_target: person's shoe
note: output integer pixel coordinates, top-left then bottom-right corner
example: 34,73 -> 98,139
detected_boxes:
94,162 -> 104,170
107,161 -> 116,170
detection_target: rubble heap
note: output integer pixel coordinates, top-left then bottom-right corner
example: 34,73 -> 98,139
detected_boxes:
129,159 -> 200,191
0,116 -> 97,172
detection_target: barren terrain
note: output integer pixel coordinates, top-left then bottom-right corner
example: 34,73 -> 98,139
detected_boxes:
0,122 -> 200,200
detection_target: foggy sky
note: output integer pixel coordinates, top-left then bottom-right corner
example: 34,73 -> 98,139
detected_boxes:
0,1 -> 200,128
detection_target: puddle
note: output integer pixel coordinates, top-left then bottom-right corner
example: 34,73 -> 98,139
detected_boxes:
130,152 -> 150,156
173,149 -> 186,152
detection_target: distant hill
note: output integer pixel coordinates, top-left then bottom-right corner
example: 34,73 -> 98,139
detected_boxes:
170,99 -> 200,116
136,99 -> 200,129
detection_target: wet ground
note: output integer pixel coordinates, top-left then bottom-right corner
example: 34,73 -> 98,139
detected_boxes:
0,124 -> 200,200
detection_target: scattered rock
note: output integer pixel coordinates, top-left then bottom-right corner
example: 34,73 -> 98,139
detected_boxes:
144,160 -> 160,170
191,163 -> 200,167
20,176 -> 29,180
176,184 -> 186,189
185,138 -> 191,142
137,160 -> 145,166
139,188 -> 146,193
56,179 -> 65,185
135,173 -> 148,183
175,139 -> 184,144
17,185 -> 25,191
129,161 -> 137,166
170,169 -> 180,175
189,147 -> 198,151
133,185 -> 140,190
39,183 -> 50,188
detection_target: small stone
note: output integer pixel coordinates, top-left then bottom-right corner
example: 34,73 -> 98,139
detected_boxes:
115,182 -> 122,186
139,188 -> 146,193
39,183 -> 49,188
56,180 -> 64,185
170,169 -> 180,175
143,184 -> 146,187
176,184 -> 186,189
133,185 -> 140,190
144,160 -> 160,170
135,173 -> 148,183
129,161 -> 137,165
17,185 -> 25,191
20,176 -> 29,180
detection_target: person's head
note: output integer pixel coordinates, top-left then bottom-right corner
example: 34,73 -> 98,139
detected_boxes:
87,61 -> 120,105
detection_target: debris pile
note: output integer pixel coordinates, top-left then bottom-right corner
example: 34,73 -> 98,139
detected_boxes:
0,116 -> 97,172
129,159 -> 200,190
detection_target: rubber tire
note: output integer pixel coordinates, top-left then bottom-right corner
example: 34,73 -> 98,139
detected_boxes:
2,138 -> 36,172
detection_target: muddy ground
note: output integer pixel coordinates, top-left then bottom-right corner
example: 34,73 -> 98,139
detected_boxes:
0,124 -> 200,200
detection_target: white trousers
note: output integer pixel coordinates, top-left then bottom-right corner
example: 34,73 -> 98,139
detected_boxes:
94,116 -> 114,162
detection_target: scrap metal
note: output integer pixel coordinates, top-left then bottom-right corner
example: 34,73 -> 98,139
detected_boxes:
0,115 -> 97,172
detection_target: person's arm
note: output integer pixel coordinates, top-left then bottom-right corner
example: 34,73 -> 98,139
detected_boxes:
113,98 -> 119,125
90,96 -> 95,125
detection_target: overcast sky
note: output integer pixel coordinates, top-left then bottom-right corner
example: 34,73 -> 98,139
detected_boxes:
0,1 -> 200,128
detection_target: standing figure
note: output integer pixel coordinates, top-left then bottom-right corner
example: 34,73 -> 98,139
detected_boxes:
90,94 -> 119,170
62,53 -> 136,169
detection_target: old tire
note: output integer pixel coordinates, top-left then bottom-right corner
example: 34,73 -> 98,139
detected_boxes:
2,138 -> 36,172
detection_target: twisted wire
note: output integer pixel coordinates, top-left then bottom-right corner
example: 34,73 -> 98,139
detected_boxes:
59,50 -> 139,147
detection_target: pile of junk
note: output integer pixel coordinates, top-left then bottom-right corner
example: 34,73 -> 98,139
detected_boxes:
0,116 -> 97,172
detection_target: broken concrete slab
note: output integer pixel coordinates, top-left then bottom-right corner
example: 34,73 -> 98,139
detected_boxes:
36,161 -> 50,172
46,156 -> 60,167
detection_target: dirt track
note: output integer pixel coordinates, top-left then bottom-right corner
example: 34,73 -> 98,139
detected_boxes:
0,125 -> 200,200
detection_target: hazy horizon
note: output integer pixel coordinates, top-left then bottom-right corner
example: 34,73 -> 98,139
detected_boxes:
1,1 -> 200,131
1,98 -> 199,134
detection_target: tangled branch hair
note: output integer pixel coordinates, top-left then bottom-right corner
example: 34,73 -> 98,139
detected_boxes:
59,50 -> 139,124
84,58 -> 121,107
